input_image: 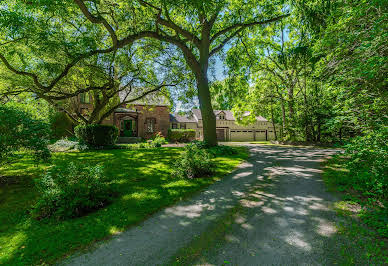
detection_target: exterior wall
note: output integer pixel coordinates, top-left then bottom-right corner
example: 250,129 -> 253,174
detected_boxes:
194,119 -> 280,141
135,105 -> 170,138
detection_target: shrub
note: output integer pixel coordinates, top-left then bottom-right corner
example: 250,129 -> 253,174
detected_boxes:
190,141 -> 238,156
172,143 -> 215,179
209,145 -> 238,156
75,124 -> 119,147
32,162 -> 115,220
0,104 -> 51,166
151,132 -> 167,147
168,129 -> 196,143
48,138 -> 78,152
344,127 -> 388,202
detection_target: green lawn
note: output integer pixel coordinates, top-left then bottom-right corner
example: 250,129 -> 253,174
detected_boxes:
0,147 -> 248,265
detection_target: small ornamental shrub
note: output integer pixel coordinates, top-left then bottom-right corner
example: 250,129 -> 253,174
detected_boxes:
172,143 -> 215,179
151,132 -> 167,147
75,124 -> 119,147
168,129 -> 196,143
32,162 -> 115,220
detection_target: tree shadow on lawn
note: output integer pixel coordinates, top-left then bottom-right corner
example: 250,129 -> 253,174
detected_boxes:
0,147 -> 246,265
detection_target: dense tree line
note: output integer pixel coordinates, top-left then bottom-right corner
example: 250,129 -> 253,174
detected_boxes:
216,0 -> 387,144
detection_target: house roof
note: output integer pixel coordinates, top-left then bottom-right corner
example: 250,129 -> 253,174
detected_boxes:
114,108 -> 137,113
170,113 -> 197,123
119,89 -> 170,107
192,109 -> 268,122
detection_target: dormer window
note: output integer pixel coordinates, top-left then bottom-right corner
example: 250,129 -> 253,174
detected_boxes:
218,113 -> 225,120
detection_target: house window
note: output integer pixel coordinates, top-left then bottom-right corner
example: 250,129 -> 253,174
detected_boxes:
219,115 -> 225,120
172,123 -> 178,129
146,118 -> 156,133
180,123 -> 186,129
80,93 -> 90,103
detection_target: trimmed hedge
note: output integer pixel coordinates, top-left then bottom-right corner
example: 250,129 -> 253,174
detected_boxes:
75,124 -> 119,147
168,129 -> 196,143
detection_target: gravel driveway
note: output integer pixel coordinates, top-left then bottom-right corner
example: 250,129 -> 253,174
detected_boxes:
64,144 -> 342,266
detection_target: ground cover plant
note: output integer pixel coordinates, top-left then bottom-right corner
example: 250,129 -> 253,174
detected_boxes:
0,146 -> 248,265
323,157 -> 388,264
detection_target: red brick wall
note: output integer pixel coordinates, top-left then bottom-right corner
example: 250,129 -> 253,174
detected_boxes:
135,105 -> 170,138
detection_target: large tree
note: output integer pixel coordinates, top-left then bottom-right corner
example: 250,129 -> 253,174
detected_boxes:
0,0 -> 289,146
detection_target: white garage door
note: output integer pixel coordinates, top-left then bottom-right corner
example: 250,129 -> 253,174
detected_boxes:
255,130 -> 267,141
230,130 -> 254,141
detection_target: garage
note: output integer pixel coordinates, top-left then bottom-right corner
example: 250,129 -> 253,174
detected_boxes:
255,130 -> 267,141
230,130 -> 254,141
216,129 -> 225,141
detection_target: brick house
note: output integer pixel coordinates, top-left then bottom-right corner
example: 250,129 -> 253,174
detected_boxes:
78,91 -> 278,141
77,91 -> 170,139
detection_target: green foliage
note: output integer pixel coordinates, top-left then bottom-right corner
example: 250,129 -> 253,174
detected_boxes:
49,112 -> 74,139
75,124 -> 119,147
150,133 -> 167,147
32,162 -> 114,220
168,129 -> 196,143
0,104 -> 51,166
0,147 -> 248,265
344,127 -> 388,201
172,143 -> 216,179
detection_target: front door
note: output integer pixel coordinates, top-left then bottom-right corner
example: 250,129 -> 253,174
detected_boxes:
121,120 -> 136,137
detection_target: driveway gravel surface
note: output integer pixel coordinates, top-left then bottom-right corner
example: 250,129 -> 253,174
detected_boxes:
64,144 -> 343,266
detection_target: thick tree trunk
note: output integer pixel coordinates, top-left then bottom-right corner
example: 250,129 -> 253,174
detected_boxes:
280,98 -> 286,140
196,71 -> 217,146
270,103 -> 277,140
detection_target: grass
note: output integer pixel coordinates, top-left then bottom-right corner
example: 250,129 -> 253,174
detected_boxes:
0,146 -> 248,265
322,156 -> 388,265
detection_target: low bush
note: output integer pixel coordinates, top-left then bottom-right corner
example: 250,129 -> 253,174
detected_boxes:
32,162 -> 115,220
190,141 -> 239,156
172,143 -> 215,179
168,129 -> 196,143
344,127 -> 388,202
48,138 -> 78,152
150,132 -> 167,147
75,124 -> 119,147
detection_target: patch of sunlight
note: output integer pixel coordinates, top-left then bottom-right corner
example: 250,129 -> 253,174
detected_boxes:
312,217 -> 337,237
123,190 -> 161,201
284,232 -> 312,251
162,180 -> 193,188
0,231 -> 27,263
261,206 -> 278,214
109,226 -> 122,235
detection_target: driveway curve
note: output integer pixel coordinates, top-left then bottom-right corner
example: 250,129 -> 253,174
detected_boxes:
64,145 -> 341,266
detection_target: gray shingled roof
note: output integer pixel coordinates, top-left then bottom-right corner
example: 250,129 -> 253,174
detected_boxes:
170,113 -> 197,123
192,109 -> 268,122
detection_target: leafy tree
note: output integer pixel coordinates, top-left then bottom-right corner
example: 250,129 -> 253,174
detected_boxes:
0,0 -> 289,146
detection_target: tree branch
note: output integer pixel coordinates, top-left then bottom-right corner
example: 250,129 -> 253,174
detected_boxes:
74,0 -> 118,47
209,14 -> 289,56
